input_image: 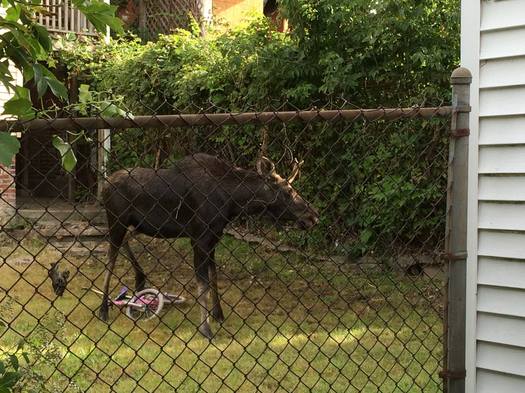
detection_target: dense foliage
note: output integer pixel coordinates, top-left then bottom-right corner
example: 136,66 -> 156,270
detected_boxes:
63,0 -> 459,109
58,0 -> 460,255
0,0 -> 122,166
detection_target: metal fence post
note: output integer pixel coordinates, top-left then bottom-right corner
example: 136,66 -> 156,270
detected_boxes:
444,67 -> 471,393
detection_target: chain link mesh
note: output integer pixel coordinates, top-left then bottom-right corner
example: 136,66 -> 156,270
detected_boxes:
0,103 -> 452,392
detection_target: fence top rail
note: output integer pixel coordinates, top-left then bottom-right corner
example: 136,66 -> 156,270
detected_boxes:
0,106 -> 454,133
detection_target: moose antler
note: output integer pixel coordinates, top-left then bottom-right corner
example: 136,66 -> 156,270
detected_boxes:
256,156 -> 276,177
287,158 -> 304,184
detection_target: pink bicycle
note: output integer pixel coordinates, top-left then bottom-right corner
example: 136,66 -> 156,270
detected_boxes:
84,286 -> 186,321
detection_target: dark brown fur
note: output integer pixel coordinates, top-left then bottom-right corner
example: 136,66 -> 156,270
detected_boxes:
99,153 -> 318,338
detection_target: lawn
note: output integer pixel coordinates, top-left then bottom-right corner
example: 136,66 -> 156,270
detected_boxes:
0,233 -> 444,393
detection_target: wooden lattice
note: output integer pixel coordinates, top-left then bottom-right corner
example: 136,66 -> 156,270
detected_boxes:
139,0 -> 202,39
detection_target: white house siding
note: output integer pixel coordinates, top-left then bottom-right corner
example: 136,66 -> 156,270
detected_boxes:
463,0 -> 525,391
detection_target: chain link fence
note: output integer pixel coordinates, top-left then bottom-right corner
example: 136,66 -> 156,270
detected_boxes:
0,87 -> 468,392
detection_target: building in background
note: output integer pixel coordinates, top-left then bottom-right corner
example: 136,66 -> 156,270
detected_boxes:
123,0 -> 265,40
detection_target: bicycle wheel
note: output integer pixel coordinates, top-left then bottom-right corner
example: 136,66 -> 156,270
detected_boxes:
126,289 -> 165,321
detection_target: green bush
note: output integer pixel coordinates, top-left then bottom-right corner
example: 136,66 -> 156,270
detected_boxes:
57,0 -> 459,256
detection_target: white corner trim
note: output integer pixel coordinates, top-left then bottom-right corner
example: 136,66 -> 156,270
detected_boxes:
461,0 -> 481,392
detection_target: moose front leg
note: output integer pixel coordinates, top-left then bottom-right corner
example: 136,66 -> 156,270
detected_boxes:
99,222 -> 127,322
99,244 -> 118,322
193,242 -> 213,339
208,256 -> 224,323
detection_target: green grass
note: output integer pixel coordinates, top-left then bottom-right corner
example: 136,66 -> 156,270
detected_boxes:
0,234 -> 444,392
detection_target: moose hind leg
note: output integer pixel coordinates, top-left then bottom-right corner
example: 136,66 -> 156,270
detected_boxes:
197,276 -> 212,339
99,244 -> 118,322
123,242 -> 146,291
209,260 -> 224,323
99,220 -> 127,322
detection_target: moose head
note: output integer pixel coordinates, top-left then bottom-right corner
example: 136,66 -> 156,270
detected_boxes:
256,156 -> 319,230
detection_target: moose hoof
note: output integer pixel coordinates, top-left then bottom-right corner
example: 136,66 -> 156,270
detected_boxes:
135,279 -> 146,292
199,324 -> 214,340
98,308 -> 109,323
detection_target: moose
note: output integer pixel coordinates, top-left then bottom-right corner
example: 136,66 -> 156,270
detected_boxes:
99,153 -> 319,338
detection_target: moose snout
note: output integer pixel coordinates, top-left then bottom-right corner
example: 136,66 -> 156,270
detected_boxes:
297,210 -> 319,230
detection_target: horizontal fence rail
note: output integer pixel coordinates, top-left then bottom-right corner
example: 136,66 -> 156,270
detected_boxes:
0,107 -> 455,133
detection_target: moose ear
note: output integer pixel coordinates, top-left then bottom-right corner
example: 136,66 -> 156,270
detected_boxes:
256,156 -> 276,178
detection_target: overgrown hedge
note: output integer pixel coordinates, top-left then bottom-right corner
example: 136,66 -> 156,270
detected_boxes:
57,0 -> 459,256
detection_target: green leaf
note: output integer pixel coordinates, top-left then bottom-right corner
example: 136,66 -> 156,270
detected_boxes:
0,360 -> 5,374
79,84 -> 93,104
100,102 -> 127,118
0,61 -> 14,91
13,86 -> 29,101
8,355 -> 18,371
0,132 -> 21,166
3,96 -> 33,117
78,84 -> 93,115
72,0 -> 124,34
3,87 -> 35,119
52,135 -> 77,172
3,96 -> 34,119
10,29 -> 46,60
32,64 -> 68,101
45,76 -> 68,101
0,371 -> 21,389
5,5 -> 21,22
359,229 -> 373,244
2,35 -> 33,75
33,24 -> 52,52
33,63 -> 46,97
